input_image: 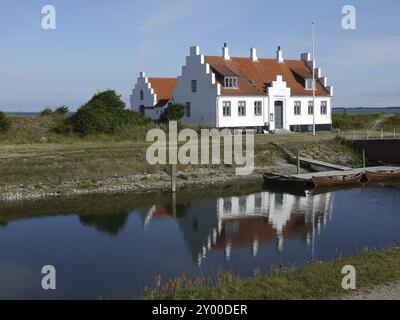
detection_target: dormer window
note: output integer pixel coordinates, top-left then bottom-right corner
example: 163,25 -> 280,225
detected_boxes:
224,76 -> 238,89
305,78 -> 315,90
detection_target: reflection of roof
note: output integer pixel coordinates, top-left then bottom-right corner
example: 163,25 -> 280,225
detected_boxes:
212,213 -> 320,249
148,78 -> 177,101
204,56 -> 330,96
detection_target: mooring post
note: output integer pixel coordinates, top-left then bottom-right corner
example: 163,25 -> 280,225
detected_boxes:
297,152 -> 300,174
362,149 -> 366,171
171,192 -> 176,218
171,164 -> 176,193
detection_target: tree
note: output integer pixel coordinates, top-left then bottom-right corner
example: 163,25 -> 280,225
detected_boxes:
40,107 -> 53,117
68,90 -> 149,135
158,103 -> 186,124
54,106 -> 69,115
0,111 -> 11,134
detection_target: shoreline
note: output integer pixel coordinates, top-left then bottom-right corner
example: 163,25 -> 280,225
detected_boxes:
145,247 -> 400,300
0,163 -> 297,202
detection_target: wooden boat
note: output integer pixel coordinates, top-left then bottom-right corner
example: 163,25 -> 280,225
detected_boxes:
312,172 -> 363,187
263,173 -> 308,188
365,170 -> 400,182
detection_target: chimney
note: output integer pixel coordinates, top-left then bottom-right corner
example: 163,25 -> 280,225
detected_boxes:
276,46 -> 284,63
222,42 -> 230,60
250,47 -> 257,61
139,71 -> 146,78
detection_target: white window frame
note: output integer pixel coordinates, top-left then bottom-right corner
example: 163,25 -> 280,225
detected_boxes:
224,76 -> 238,89
305,79 -> 315,90
294,101 -> 301,115
308,101 -> 314,115
320,101 -> 327,115
254,101 -> 262,116
238,101 -> 246,116
223,101 -> 231,117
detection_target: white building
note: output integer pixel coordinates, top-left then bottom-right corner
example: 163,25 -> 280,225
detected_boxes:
131,44 -> 333,131
130,72 -> 176,120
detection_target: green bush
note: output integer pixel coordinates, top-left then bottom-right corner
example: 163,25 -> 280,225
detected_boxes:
68,90 -> 149,135
158,103 -> 186,124
54,106 -> 69,115
40,107 -> 53,117
0,111 -> 11,134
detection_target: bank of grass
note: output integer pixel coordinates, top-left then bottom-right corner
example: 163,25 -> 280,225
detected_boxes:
145,247 -> 400,300
382,114 -> 400,130
332,113 -> 379,130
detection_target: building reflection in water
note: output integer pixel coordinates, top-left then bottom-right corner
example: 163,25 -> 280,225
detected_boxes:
141,189 -> 334,267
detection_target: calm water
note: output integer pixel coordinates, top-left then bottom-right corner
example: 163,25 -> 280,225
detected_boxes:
0,182 -> 399,299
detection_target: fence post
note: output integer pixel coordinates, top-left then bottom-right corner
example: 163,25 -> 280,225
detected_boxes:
297,152 -> 301,174
362,149 -> 366,170
171,164 -> 176,193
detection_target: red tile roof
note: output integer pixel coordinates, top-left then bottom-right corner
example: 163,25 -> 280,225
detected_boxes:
148,78 -> 177,101
204,56 -> 330,96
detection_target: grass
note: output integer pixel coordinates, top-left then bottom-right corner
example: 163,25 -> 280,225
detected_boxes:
145,247 -> 400,300
0,115 -> 360,190
332,113 -> 380,130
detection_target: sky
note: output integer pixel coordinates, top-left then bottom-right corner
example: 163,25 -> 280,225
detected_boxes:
1,0 -> 400,112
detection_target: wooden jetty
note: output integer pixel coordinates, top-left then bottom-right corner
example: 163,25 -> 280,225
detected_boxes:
292,166 -> 400,183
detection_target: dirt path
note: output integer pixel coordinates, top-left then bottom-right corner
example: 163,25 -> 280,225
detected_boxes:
343,281 -> 400,300
371,113 -> 395,130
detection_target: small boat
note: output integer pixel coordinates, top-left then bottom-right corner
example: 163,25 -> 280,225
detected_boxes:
365,170 -> 400,182
263,173 -> 308,188
312,172 -> 363,187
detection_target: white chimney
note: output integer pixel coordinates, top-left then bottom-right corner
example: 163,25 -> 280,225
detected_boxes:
250,47 -> 257,61
139,71 -> 146,78
222,43 -> 230,60
276,46 -> 284,63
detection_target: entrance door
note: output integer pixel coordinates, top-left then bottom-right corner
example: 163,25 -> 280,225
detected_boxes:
274,101 -> 283,129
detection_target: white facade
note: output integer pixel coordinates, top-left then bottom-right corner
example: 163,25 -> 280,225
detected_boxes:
173,46 -> 220,127
173,45 -> 333,131
130,72 -> 172,120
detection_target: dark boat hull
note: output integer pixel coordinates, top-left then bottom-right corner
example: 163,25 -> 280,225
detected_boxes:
263,173 -> 307,188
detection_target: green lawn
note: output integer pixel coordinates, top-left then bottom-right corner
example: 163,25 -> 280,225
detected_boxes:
145,247 -> 400,300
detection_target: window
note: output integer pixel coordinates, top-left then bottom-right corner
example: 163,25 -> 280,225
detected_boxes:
224,77 -> 238,88
191,80 -> 197,93
321,101 -> 328,115
305,79 -> 315,90
238,101 -> 246,116
185,102 -> 191,117
254,101 -> 262,116
140,90 -> 144,100
223,101 -> 231,116
308,101 -> 314,115
294,101 -> 301,115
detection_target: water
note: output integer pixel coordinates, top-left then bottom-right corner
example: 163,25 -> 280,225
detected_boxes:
333,107 -> 400,114
0,182 -> 399,299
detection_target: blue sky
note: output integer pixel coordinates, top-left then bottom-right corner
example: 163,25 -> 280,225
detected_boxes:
1,0 -> 400,111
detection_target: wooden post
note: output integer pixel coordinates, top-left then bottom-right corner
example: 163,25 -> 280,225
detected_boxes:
381,129 -> 384,139
394,128 -> 396,139
171,192 -> 176,218
362,149 -> 366,170
353,129 -> 356,141
297,152 -> 301,174
171,164 -> 176,193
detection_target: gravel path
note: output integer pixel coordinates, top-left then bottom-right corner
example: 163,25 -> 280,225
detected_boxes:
343,281 -> 400,300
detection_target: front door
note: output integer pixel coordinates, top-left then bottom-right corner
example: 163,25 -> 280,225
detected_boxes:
274,101 -> 283,129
